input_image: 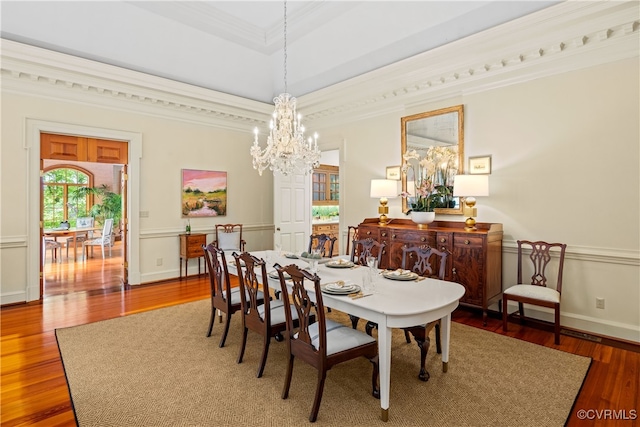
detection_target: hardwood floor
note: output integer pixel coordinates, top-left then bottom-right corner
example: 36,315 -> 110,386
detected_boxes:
2,255 -> 638,426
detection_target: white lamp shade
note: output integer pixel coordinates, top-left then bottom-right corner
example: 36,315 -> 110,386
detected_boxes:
370,179 -> 398,198
453,175 -> 489,197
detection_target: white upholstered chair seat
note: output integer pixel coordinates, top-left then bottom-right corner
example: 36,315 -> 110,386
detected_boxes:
503,284 -> 560,303
225,288 -> 264,305
257,299 -> 299,325
304,320 -> 377,355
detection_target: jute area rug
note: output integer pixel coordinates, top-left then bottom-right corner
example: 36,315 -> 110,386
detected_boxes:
56,299 -> 590,427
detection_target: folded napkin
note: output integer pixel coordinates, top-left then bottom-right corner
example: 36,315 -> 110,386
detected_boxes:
388,269 -> 412,276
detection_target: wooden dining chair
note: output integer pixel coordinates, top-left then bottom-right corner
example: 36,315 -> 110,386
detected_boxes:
214,224 -> 245,252
345,226 -> 359,256
307,233 -> 337,258
233,251 -> 299,378
348,237 -> 385,329
274,262 -> 379,423
502,240 -> 567,345
202,244 -> 263,347
350,237 -> 384,267
399,245 -> 447,381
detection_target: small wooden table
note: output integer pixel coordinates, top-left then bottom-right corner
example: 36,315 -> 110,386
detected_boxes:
179,233 -> 206,279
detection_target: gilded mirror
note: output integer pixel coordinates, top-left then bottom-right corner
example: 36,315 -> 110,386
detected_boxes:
401,105 -> 464,215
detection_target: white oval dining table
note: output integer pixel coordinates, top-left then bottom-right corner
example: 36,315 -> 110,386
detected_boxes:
226,250 -> 466,422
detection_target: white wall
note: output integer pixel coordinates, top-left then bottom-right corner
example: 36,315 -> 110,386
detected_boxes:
315,58 -> 639,342
1,49 -> 638,342
0,91 -> 274,301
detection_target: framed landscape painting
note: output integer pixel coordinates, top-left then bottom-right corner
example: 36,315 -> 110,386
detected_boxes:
181,169 -> 227,217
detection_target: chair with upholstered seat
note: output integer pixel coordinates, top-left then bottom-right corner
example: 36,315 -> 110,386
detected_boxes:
43,238 -> 62,263
66,216 -> 94,258
82,218 -> 114,260
361,244 -> 446,381
398,245 -> 446,381
308,233 -> 337,258
233,251 -> 301,378
274,262 -> 379,423
350,237 -> 384,267
502,240 -> 567,345
202,244 -> 264,347
345,225 -> 358,256
214,224 -> 245,253
348,237 -> 385,329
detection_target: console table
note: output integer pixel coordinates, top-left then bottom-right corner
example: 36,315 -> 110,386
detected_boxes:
357,218 -> 503,324
179,233 -> 207,279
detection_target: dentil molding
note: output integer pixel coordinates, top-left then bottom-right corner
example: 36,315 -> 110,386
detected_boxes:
1,1 -> 638,132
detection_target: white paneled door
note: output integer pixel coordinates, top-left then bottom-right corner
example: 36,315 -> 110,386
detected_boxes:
273,171 -> 311,253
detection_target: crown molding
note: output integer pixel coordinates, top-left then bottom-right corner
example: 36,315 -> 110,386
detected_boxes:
1,2 -> 638,132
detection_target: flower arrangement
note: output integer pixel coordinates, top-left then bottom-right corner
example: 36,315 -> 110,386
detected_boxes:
401,146 -> 458,212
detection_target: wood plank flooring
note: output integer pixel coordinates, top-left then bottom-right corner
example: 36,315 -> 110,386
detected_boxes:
2,251 -> 638,426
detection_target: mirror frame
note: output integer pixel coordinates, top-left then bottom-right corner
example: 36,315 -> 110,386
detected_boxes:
401,104 -> 465,215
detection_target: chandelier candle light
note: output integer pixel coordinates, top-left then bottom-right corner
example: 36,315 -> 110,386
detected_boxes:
250,1 -> 320,176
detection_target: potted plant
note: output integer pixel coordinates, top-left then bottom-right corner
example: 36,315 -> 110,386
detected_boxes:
74,185 -> 122,235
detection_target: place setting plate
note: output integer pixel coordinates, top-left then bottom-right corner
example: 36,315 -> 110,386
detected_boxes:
325,259 -> 355,268
321,281 -> 361,295
382,269 -> 419,281
268,271 -> 291,280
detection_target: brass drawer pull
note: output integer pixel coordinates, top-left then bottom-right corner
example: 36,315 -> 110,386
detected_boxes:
464,239 -> 470,245
440,237 -> 446,243
420,237 -> 426,242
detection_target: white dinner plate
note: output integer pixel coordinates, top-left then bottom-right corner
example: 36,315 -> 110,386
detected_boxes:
382,270 -> 419,281
268,271 -> 291,280
321,283 -> 361,295
326,260 -> 355,268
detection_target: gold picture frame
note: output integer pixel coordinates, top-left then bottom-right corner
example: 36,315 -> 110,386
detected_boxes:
386,166 -> 401,180
469,155 -> 492,175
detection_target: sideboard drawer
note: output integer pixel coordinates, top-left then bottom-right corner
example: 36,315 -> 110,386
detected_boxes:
454,235 -> 484,248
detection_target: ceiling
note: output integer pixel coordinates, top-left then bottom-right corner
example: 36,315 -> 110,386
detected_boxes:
1,1 -> 559,104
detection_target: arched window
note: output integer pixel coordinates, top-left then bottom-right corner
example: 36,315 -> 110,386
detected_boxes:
43,166 -> 93,228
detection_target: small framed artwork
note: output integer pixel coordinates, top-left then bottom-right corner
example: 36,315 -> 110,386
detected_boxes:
468,156 -> 492,175
386,166 -> 401,180
181,169 -> 227,217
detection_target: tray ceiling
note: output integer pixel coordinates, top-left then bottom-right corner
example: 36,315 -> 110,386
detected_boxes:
0,1 -> 558,103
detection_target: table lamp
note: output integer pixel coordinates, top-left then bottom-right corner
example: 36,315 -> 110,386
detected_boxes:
370,179 -> 398,226
453,175 -> 489,230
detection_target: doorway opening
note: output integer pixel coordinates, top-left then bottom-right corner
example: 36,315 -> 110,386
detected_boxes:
40,133 -> 128,298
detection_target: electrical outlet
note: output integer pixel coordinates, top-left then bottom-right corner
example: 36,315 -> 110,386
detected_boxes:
596,298 -> 605,309
156,258 -> 163,266
140,211 -> 149,218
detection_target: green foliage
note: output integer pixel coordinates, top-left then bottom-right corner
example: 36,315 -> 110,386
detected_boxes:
312,206 -> 339,218
74,185 -> 122,227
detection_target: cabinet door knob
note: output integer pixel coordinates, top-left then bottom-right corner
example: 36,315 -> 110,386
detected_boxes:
464,239 -> 470,245
381,232 -> 387,237
420,237 -> 426,242
440,237 -> 446,243
366,231 -> 371,235
392,234 -> 396,238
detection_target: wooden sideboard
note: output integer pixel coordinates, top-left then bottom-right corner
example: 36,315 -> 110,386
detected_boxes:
357,218 -> 503,324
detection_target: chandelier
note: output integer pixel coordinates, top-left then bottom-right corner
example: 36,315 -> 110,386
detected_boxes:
250,1 -> 320,176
